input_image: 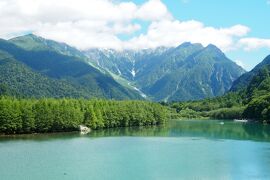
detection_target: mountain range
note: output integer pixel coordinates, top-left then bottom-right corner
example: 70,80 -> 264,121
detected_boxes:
85,43 -> 245,101
0,34 -> 246,101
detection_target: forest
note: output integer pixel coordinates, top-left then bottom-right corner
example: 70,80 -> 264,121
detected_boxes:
169,90 -> 270,122
0,96 -> 168,134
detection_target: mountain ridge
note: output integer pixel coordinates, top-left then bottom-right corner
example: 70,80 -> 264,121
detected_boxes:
1,34 -> 246,101
230,55 -> 270,92
0,36 -> 143,99
85,42 -> 245,101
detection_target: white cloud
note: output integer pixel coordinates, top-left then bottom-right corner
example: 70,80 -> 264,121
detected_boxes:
238,38 -> 270,51
136,0 -> 172,21
0,0 -> 172,49
0,0 -> 267,52
124,20 -> 250,51
235,59 -> 246,69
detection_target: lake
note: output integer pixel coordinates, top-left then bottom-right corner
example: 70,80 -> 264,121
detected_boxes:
1,120 -> 270,180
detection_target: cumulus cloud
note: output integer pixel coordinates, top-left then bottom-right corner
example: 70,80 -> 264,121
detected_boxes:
238,38 -> 270,51
136,0 -> 172,21
0,0 -> 173,49
124,20 -> 250,51
0,0 -> 267,51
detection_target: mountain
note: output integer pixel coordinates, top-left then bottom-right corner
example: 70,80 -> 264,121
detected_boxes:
230,55 -> 270,92
85,43 -> 245,101
0,35 -> 142,99
84,47 -> 169,82
9,34 -> 87,60
0,50 -> 93,98
2,34 -> 246,101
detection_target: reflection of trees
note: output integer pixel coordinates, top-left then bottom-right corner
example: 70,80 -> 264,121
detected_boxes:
1,120 -> 270,142
171,120 -> 270,142
0,132 -> 80,142
88,120 -> 270,142
242,122 -> 270,140
88,125 -> 171,138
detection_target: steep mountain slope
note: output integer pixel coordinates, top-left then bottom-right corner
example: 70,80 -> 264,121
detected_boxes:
227,55 -> 270,121
84,47 -> 169,81
230,55 -> 270,92
0,50 -> 93,98
9,34 -> 87,60
146,44 -> 245,101
85,43 -> 245,101
231,54 -> 270,103
0,37 -> 142,100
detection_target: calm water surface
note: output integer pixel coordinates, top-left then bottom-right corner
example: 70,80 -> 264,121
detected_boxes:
1,120 -> 270,180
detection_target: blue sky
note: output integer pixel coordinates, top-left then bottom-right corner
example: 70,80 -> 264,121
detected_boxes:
0,0 -> 269,70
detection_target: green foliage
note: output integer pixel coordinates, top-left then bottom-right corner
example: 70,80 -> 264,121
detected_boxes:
176,108 -> 205,119
0,97 -> 168,134
0,50 -> 96,98
0,98 -> 22,133
207,107 -> 245,119
243,93 -> 270,121
169,92 -> 245,119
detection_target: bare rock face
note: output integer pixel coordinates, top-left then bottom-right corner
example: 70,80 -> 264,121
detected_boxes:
79,125 -> 91,134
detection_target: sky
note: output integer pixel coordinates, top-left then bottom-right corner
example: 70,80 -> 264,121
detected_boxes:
0,0 -> 269,70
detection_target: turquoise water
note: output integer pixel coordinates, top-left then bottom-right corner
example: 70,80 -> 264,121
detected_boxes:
1,120 -> 270,180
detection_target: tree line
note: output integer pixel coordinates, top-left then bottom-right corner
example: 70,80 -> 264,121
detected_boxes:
0,96 -> 168,134
169,91 -> 270,122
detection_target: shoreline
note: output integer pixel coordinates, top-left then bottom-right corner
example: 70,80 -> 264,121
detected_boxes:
0,124 -> 165,137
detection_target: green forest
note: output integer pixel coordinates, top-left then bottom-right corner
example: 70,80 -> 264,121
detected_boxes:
169,78 -> 270,123
0,97 -> 168,134
169,91 -> 270,122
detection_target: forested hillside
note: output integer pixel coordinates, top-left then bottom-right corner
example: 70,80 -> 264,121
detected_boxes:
230,55 -> 270,91
170,55 -> 270,122
0,50 -> 97,98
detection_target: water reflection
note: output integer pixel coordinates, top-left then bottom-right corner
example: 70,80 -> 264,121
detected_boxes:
88,120 -> 270,142
1,120 -> 270,142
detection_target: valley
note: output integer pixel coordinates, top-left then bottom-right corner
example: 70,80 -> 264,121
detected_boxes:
0,34 -> 269,126
0,1 -> 269,180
